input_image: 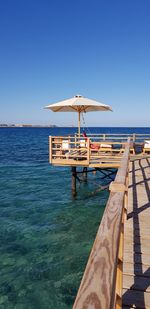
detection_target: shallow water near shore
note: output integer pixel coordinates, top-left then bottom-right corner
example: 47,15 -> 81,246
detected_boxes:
0,127 -> 150,308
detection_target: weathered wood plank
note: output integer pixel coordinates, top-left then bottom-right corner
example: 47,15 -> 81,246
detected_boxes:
124,242 -> 150,254
124,252 -> 150,265
123,274 -> 150,292
124,234 -> 150,241
126,228 -> 150,236
124,223 -> 150,233
125,224 -> 150,232
123,263 -> 150,277
73,191 -> 124,309
51,158 -> 121,168
123,156 -> 150,308
122,289 -> 150,308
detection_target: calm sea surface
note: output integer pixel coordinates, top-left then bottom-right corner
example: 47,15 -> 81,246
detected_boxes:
0,127 -> 150,309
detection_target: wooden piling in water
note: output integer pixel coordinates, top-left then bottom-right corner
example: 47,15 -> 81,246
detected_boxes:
83,167 -> 87,182
71,166 -> 77,196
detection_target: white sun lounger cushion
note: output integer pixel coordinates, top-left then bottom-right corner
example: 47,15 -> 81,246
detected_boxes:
100,143 -> 112,148
80,139 -> 87,147
144,140 -> 150,148
62,140 -> 69,150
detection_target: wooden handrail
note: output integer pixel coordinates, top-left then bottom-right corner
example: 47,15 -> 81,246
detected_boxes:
75,133 -> 150,142
51,141 -> 128,145
50,134 -> 150,147
73,138 -> 130,309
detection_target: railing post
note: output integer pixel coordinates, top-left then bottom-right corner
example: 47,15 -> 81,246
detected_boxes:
87,138 -> 90,165
115,209 -> 124,309
109,183 -> 127,309
124,165 -> 129,220
49,136 -> 52,163
75,133 -> 77,149
133,133 -> 136,142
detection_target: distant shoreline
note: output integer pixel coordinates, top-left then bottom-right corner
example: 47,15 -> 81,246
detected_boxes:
0,125 -> 150,128
0,125 -> 58,128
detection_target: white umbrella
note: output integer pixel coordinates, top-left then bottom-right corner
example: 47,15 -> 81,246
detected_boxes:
44,95 -> 112,136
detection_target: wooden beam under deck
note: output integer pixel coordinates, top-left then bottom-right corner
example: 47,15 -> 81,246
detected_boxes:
51,154 -> 148,168
52,159 -> 121,168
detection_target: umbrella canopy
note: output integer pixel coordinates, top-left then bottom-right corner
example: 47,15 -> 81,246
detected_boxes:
45,95 -> 112,136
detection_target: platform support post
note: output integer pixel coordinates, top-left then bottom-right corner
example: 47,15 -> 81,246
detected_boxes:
83,167 -> 87,182
72,167 -> 77,196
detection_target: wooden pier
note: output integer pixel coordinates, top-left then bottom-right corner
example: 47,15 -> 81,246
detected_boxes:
48,133 -> 150,308
122,156 -> 150,308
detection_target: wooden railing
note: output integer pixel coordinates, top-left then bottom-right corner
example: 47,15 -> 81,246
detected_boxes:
49,136 -> 90,165
77,133 -> 150,142
73,138 -> 130,309
49,135 -> 131,167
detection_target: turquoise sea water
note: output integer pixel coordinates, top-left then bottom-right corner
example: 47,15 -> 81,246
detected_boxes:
0,127 -> 150,309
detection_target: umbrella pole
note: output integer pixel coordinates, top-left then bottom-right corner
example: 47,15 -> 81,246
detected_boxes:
78,111 -> 81,137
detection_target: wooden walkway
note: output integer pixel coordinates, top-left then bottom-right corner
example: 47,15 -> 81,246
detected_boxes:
123,156 -> 150,308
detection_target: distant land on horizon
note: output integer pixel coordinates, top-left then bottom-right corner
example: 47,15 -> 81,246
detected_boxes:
0,124 -> 58,128
1,123 -> 150,129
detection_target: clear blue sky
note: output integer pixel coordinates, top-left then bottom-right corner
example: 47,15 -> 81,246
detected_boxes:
0,0 -> 150,126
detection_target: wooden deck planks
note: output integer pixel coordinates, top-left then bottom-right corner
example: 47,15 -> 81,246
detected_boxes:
122,289 -> 150,308
123,253 -> 150,266
123,262 -> 150,277
122,156 -> 150,308
123,274 -> 150,292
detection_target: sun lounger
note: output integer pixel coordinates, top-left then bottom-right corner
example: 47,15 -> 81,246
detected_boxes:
113,142 -> 135,155
79,139 -> 87,148
98,143 -> 112,153
62,139 -> 87,160
62,140 -> 70,151
142,140 -> 150,154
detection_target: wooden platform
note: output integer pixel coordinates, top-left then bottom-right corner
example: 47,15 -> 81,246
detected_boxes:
123,156 -> 150,308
